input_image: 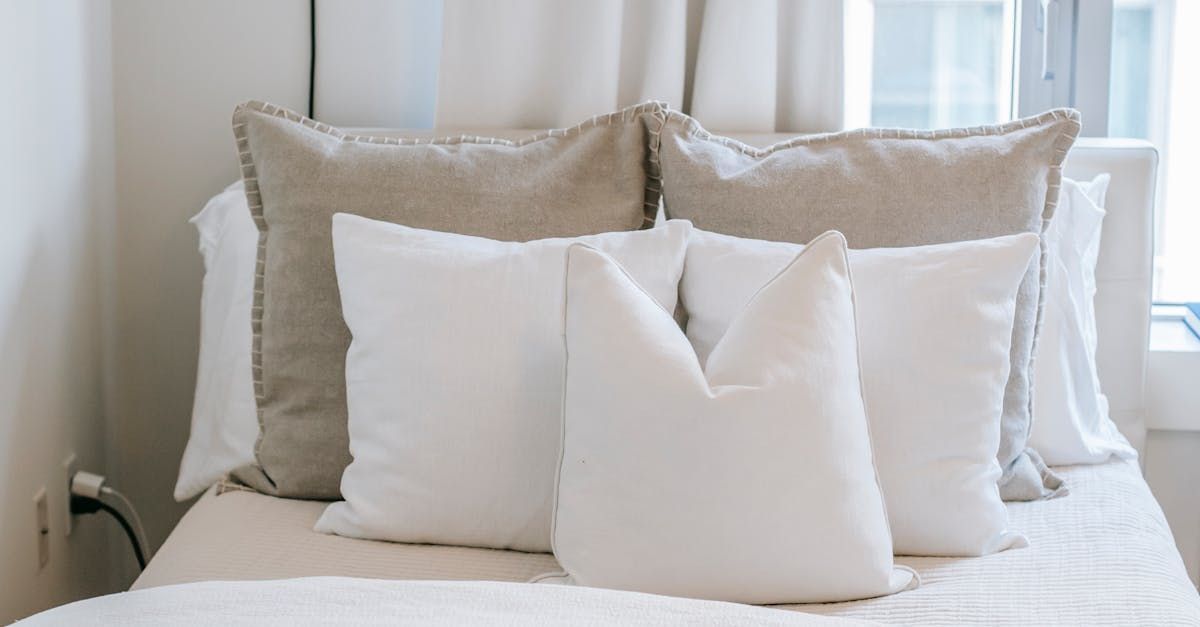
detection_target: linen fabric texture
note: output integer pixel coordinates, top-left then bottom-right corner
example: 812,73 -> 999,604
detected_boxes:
552,235 -> 916,604
655,108 -> 1081,500
682,229 -> 1037,556
316,215 -> 692,552
231,100 -> 664,498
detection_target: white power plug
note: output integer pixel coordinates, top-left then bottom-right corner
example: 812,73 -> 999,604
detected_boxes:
70,470 -> 107,499
67,470 -> 152,569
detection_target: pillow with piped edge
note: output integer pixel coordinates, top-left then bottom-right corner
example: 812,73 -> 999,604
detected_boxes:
549,235 -> 917,604
315,214 -> 692,552
682,228 -> 1037,557
656,108 -> 1081,502
232,100 -> 667,498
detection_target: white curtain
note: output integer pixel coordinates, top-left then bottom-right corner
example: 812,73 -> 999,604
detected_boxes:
315,0 -> 849,132
437,0 -> 687,128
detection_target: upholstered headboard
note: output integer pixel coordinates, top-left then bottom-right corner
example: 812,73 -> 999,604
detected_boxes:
1062,139 -> 1157,451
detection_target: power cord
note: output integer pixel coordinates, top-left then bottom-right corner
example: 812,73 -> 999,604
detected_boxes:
309,0 -> 317,118
69,471 -> 151,570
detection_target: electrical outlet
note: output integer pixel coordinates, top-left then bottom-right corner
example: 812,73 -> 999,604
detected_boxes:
63,452 -> 77,536
34,487 -> 49,569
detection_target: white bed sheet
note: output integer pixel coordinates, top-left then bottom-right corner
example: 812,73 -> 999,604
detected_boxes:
27,578 -> 873,626
136,460 -> 1200,625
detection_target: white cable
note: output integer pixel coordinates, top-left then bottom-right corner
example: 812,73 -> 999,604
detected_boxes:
101,486 -> 153,562
69,470 -> 153,564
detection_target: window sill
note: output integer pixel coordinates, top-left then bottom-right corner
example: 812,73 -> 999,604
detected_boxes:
1147,309 -> 1200,432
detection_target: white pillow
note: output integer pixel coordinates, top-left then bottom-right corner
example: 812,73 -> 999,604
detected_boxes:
315,214 -> 692,552
1031,175 -> 1137,465
683,229 -> 1037,557
551,235 -> 917,604
175,181 -> 258,501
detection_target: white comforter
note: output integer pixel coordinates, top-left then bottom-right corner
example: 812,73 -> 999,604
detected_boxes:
128,460 -> 1200,625
19,577 -> 877,626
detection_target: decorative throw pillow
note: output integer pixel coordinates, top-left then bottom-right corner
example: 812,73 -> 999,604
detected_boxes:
551,235 -> 917,604
175,181 -> 257,501
231,100 -> 664,498
315,215 -> 692,552
654,108 -> 1081,500
682,228 -> 1037,556
1031,175 -> 1137,465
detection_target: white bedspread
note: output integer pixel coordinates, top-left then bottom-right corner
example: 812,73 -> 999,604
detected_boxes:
799,458 -> 1200,624
19,578 -> 872,626
126,459 -> 1200,625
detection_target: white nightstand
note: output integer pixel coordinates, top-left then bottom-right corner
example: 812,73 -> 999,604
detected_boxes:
1143,309 -> 1200,587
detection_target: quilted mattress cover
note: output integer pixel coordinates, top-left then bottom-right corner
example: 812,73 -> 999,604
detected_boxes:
135,459 -> 1200,625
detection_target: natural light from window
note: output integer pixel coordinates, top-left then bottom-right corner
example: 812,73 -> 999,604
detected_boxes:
1110,0 -> 1199,302
866,0 -> 1197,302
870,0 -> 1014,129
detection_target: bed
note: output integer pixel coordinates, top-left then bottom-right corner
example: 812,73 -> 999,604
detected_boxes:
134,459 -> 1199,625
16,118 -> 1196,625
107,139 -> 1200,625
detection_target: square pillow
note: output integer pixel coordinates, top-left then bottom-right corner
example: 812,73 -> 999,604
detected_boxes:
314,215 -> 692,552
655,109 -> 1081,500
683,228 -> 1037,556
1031,175 -> 1137,464
232,101 -> 664,498
551,235 -> 916,604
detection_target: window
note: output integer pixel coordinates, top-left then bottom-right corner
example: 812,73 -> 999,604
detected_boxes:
1108,1 -> 1156,139
861,0 -> 1199,302
870,0 -> 1015,129
1105,0 -> 1199,302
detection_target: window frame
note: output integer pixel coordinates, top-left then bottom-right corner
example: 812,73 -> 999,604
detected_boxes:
1015,0 -> 1114,136
860,0 -> 1190,301
1017,0 -> 1200,305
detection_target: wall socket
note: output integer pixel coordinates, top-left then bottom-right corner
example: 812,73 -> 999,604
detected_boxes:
34,487 -> 49,569
63,452 -> 77,536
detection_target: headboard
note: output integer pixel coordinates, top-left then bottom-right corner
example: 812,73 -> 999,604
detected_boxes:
342,127 -> 1158,451
1062,138 -> 1157,451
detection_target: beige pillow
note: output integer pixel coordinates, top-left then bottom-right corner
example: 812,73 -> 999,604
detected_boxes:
232,100 -> 663,498
655,109 -> 1080,500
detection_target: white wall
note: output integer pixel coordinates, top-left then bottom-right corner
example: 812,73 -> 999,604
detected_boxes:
1145,431 -> 1200,586
1,2 -> 313,614
107,0 -> 309,586
0,0 -> 119,621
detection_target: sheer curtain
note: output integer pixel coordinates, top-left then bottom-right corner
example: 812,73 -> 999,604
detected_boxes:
315,0 -> 850,133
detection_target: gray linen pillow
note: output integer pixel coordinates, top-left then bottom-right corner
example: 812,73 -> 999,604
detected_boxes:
232,100 -> 664,498
655,108 -> 1080,500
